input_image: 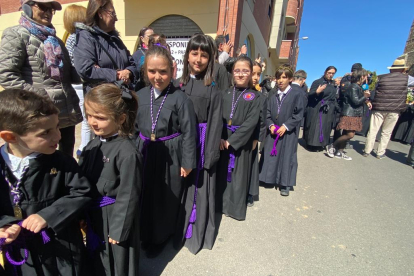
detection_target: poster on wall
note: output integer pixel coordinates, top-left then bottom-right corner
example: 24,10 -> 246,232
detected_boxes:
167,38 -> 190,78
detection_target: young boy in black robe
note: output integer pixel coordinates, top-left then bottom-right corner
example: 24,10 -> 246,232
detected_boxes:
259,66 -> 305,196
173,34 -> 223,254
216,56 -> 260,220
135,44 -> 197,257
0,89 -> 91,276
79,83 -> 142,275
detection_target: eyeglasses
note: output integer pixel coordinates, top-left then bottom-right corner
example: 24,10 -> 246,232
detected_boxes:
100,8 -> 117,18
34,3 -> 55,15
233,69 -> 251,76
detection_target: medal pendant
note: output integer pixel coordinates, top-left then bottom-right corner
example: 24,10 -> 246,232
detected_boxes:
228,119 -> 232,126
150,133 -> 156,141
14,206 -> 23,219
275,115 -> 279,120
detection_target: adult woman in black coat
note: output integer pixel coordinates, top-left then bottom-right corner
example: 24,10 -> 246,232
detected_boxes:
304,66 -> 338,150
327,69 -> 371,160
73,0 -> 138,93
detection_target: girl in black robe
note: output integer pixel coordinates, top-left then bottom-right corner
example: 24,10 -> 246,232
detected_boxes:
248,61 -> 267,205
216,56 -> 260,220
79,84 -> 142,276
134,45 -> 197,257
0,89 -> 92,276
259,66 -> 305,196
173,34 -> 223,254
304,66 -> 338,150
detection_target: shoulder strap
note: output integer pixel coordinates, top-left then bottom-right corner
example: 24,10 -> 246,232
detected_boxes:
92,34 -> 119,70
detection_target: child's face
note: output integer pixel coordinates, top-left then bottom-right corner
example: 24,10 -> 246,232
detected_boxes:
146,55 -> 172,91
13,114 -> 60,156
188,48 -> 209,75
252,65 -> 262,86
233,61 -> 252,87
277,72 -> 293,91
85,102 -> 119,138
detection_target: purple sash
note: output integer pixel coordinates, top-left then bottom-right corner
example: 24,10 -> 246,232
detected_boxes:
0,221 -> 50,266
269,125 -> 281,156
226,124 -> 240,182
185,123 -> 207,239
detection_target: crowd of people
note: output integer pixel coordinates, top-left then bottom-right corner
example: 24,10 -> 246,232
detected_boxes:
0,0 -> 413,275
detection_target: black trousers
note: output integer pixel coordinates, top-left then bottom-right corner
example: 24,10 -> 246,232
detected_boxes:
408,143 -> 414,166
59,125 -> 76,157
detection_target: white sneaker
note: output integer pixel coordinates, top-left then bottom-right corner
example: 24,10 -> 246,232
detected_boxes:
334,151 -> 352,161
326,144 -> 335,158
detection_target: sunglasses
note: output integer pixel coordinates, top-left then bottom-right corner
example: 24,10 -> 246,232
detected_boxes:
34,3 -> 56,15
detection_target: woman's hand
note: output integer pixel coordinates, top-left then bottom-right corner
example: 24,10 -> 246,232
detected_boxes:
366,101 -> 373,110
21,214 -> 47,233
181,167 -> 192,177
117,70 -> 132,85
316,84 -> 327,94
0,224 -> 21,245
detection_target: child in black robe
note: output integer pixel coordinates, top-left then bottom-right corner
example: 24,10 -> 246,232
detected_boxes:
135,45 -> 197,258
259,66 -> 305,196
0,89 -> 91,276
173,34 -> 223,254
79,83 -> 142,276
216,56 -> 260,220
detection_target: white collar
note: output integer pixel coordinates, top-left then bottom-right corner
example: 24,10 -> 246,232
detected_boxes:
291,82 -> 301,86
153,87 -> 162,99
99,133 -> 119,142
190,74 -> 196,79
278,85 -> 292,94
1,144 -> 39,179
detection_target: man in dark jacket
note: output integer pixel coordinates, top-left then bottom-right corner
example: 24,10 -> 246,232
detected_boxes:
363,57 -> 413,158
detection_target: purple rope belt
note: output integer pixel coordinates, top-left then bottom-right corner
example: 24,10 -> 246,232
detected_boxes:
270,125 -> 281,156
226,124 -> 240,182
185,123 -> 207,239
139,132 -> 181,156
319,99 -> 326,143
0,221 -> 50,266
86,196 -> 116,252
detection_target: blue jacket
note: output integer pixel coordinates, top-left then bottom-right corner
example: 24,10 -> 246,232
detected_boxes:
73,23 -> 138,92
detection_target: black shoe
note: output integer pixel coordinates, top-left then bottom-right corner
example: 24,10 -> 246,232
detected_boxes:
247,195 -> 254,207
280,187 -> 290,196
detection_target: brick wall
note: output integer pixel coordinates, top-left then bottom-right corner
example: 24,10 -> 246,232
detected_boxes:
404,20 -> 414,69
0,0 -> 84,15
217,0 -> 244,56
286,0 -> 298,23
252,0 -> 271,45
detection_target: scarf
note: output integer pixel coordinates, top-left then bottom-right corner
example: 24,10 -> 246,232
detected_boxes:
19,15 -> 63,80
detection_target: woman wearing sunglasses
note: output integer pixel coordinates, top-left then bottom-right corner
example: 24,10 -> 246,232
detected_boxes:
0,0 -> 82,157
73,0 -> 138,94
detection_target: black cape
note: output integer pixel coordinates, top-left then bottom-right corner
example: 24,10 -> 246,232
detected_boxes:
304,77 -> 337,147
392,105 -> 414,143
213,62 -> 231,91
216,87 -> 260,220
0,149 -> 91,276
173,77 -> 223,254
259,87 -> 305,187
79,136 -> 143,276
135,85 -> 197,245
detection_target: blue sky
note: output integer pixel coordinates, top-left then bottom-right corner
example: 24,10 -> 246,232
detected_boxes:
296,0 -> 414,84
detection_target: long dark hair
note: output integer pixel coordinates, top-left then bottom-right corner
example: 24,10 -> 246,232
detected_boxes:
180,34 -> 215,86
138,27 -> 153,48
85,0 -> 112,27
324,66 -> 337,75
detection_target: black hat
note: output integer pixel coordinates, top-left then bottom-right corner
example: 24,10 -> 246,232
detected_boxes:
351,63 -> 362,72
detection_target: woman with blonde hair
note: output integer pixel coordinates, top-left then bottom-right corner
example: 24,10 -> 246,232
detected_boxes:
64,4 -> 92,158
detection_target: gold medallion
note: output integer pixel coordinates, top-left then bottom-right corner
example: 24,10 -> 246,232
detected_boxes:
228,119 -> 232,126
14,205 -> 23,219
150,133 -> 156,141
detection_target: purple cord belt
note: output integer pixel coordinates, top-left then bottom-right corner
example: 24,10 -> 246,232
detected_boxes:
139,132 -> 181,157
269,125 -> 281,156
319,99 -> 326,143
86,196 -> 116,252
0,221 -> 51,267
185,123 -> 207,239
226,124 -> 240,182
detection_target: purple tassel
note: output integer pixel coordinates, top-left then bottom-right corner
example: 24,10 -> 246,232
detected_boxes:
185,224 -> 193,239
270,125 -> 280,156
189,205 -> 196,223
41,230 -> 51,244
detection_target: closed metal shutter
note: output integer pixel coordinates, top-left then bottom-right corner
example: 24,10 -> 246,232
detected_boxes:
149,15 -> 203,37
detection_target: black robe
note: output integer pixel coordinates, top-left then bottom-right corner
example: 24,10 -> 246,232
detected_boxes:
213,62 -> 231,91
248,91 -> 267,198
0,149 -> 91,276
216,87 -> 260,220
304,77 -> 337,147
135,85 -> 197,245
259,87 -> 305,187
392,105 -> 414,143
173,77 -> 223,254
79,136 -> 142,276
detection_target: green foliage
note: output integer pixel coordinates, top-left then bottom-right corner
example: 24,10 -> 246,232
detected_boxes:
368,71 -> 377,91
